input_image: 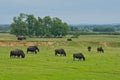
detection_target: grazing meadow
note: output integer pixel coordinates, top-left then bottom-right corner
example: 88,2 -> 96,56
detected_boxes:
0,33 -> 120,80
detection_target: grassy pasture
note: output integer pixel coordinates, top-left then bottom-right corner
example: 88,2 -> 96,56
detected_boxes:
0,33 -> 120,80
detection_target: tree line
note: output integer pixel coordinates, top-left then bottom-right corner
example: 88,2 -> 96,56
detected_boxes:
70,24 -> 120,33
2,13 -> 120,37
10,13 -> 70,37
0,24 -> 10,32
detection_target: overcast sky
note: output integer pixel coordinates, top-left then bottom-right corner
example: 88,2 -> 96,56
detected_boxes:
0,0 -> 120,24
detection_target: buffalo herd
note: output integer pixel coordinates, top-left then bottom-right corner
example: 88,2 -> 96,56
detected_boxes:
9,45 -> 104,61
10,46 -> 39,58
88,46 -> 104,53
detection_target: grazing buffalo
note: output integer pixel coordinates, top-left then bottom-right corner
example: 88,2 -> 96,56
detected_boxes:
97,47 -> 104,53
88,46 -> 92,52
27,46 -> 39,54
17,36 -> 26,40
73,53 -> 85,61
67,38 -> 72,41
55,48 -> 66,56
10,49 -> 25,58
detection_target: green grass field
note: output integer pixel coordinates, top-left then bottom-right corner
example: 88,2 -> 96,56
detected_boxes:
0,33 -> 120,80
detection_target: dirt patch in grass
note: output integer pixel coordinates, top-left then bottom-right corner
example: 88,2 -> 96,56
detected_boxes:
0,41 -> 55,46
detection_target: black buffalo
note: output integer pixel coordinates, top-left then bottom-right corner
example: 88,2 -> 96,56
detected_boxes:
73,53 -> 85,61
67,38 -> 72,41
55,48 -> 66,56
27,46 -> 39,54
17,36 -> 26,40
88,46 -> 92,52
97,47 -> 104,53
10,49 -> 25,58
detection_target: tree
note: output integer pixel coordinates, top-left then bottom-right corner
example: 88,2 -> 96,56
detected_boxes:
34,17 -> 43,37
26,14 -> 37,36
62,22 -> 70,36
51,17 -> 70,37
43,16 -> 52,37
10,13 -> 27,36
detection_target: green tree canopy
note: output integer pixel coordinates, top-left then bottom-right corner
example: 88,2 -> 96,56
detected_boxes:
10,13 -> 70,37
